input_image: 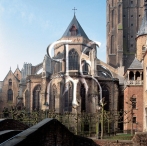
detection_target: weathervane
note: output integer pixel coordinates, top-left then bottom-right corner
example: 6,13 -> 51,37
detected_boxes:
72,7 -> 77,15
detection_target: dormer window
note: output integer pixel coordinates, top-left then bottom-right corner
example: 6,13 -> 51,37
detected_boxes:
69,25 -> 77,36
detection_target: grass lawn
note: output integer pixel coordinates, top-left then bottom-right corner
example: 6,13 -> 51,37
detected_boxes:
104,133 -> 133,140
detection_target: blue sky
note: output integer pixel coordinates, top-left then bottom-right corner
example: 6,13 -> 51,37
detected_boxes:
0,0 -> 106,81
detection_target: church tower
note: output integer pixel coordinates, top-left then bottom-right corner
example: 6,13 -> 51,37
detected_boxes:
124,58 -> 143,133
107,0 -> 144,69
136,0 -> 147,61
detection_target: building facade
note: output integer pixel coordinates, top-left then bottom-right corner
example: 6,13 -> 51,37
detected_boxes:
106,0 -> 144,69
0,15 -> 123,117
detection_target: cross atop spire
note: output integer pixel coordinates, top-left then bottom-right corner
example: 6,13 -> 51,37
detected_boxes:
72,7 -> 77,15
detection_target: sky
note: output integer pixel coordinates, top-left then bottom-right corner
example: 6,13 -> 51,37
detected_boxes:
0,0 -> 106,81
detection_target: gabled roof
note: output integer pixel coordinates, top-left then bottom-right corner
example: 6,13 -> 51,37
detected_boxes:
128,57 -> 143,69
62,15 -> 89,39
137,4 -> 147,37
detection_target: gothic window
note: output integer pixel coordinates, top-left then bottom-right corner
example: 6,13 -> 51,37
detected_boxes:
112,10 -> 114,28
25,90 -> 29,110
69,25 -> 77,36
50,84 -> 56,110
64,82 -> 72,112
131,97 -> 136,109
82,61 -> 88,74
33,85 -> 41,110
9,79 -> 12,86
111,10 -> 116,28
102,86 -> 109,111
80,84 -> 86,112
68,49 -> 79,70
8,89 -> 13,101
118,5 -> 121,23
111,35 -> 115,54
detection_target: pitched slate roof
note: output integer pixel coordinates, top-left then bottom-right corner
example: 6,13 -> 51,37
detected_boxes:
137,4 -> 147,37
128,57 -> 143,69
62,15 -> 89,39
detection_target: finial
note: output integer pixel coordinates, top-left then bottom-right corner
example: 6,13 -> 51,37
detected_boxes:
10,66 -> 11,70
72,7 -> 77,16
17,64 -> 19,69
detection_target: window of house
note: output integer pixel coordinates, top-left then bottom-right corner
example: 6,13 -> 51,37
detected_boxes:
131,24 -> 133,26
129,71 -> 134,80
50,84 -> 56,110
8,89 -> 13,101
33,85 -> 41,110
131,98 -> 136,109
131,1 -> 133,6
64,82 -> 72,112
82,61 -> 88,75
133,117 -> 136,123
131,15 -> 133,17
80,84 -> 86,112
9,79 -> 12,86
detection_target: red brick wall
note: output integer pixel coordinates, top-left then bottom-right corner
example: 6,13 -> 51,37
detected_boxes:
124,86 -> 143,132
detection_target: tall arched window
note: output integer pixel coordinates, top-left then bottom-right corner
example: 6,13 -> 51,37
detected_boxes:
111,35 -> 115,54
25,90 -> 29,110
9,79 -> 12,86
8,89 -> 13,101
136,71 -> 140,80
64,82 -> 73,112
129,71 -> 134,80
68,49 -> 79,70
80,84 -> 86,112
82,61 -> 88,74
33,85 -> 41,110
118,5 -> 121,23
50,84 -> 56,110
112,10 -> 114,28
102,86 -> 109,111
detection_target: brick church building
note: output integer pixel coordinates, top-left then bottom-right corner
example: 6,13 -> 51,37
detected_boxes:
0,0 -> 147,134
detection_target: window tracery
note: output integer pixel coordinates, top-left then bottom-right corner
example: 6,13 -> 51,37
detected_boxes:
50,84 -> 56,110
68,49 -> 79,70
8,89 -> 13,101
64,82 -> 72,112
33,85 -> 41,110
